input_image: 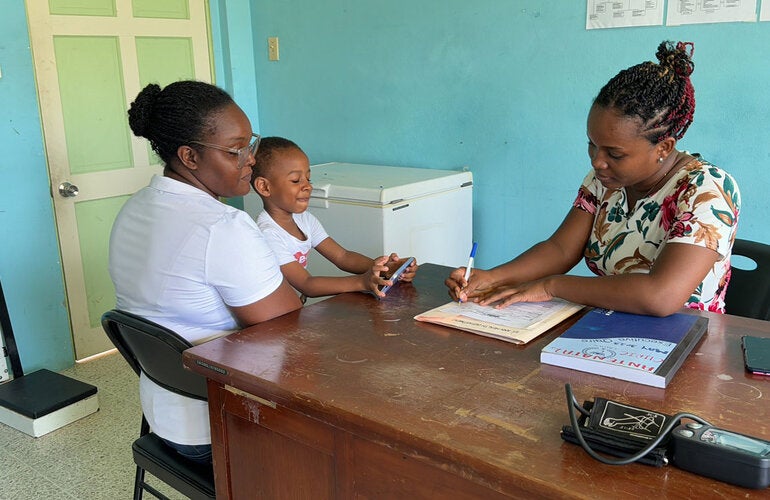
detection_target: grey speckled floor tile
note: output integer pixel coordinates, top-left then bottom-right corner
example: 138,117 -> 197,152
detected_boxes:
0,455 -> 78,500
0,352 -> 153,500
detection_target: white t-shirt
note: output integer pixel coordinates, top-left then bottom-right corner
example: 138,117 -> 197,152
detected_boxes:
256,211 -> 329,268
109,175 -> 283,445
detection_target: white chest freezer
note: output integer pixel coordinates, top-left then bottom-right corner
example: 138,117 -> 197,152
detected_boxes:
244,162 -> 473,282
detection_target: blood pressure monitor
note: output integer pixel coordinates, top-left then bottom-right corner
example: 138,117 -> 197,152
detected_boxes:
671,422 -> 770,489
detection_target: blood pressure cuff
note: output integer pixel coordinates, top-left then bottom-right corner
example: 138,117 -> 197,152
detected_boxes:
561,397 -> 675,467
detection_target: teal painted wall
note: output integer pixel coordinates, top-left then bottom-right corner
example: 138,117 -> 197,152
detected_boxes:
209,0 -> 261,211
249,1 -> 769,270
0,2 -> 74,371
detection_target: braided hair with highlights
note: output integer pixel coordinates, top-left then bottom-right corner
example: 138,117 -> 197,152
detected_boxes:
594,41 -> 696,144
127,80 -> 234,164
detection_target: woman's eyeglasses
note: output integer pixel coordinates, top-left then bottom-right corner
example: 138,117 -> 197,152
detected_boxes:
189,133 -> 261,169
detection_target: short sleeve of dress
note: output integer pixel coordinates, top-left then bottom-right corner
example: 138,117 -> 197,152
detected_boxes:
664,165 -> 740,259
572,170 -> 601,215
206,212 -> 284,306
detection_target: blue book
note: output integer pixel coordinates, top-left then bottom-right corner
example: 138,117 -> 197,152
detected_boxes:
540,309 -> 708,388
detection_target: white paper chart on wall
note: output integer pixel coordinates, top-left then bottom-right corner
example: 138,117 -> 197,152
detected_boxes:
587,0 -> 762,29
586,0 -> 665,29
666,0 -> 758,26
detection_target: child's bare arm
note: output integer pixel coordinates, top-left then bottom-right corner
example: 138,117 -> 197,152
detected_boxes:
315,237 -> 374,274
279,259 -> 391,298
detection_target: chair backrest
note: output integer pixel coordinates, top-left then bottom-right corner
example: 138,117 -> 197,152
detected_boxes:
101,310 -> 207,400
725,239 -> 770,321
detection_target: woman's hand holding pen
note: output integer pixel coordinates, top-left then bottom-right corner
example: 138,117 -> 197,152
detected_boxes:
447,267 -> 557,306
446,267 -> 495,303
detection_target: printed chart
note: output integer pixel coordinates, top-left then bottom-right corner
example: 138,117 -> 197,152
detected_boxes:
587,0 -> 761,28
587,0 -> 664,29
667,0 -> 758,25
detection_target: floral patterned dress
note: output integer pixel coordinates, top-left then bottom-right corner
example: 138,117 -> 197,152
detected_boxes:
572,157 -> 740,313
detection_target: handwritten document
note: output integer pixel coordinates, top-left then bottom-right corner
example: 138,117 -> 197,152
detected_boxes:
436,301 -> 569,329
666,0 -> 757,25
415,299 -> 584,344
586,0 -> 664,29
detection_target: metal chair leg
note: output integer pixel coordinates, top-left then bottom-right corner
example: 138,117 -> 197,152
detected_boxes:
134,465 -> 145,500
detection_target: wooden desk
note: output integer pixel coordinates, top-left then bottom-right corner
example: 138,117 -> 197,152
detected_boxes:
184,264 -> 770,499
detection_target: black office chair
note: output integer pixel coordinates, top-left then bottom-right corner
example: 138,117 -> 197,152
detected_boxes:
101,310 -> 215,500
725,239 -> 770,321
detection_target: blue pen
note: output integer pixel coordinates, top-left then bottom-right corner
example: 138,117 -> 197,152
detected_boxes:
459,242 -> 478,302
463,241 -> 479,283
463,242 -> 478,283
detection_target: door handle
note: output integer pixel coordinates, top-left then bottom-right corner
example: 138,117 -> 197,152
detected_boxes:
58,182 -> 79,198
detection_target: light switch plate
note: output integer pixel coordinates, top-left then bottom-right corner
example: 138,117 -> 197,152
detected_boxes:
268,37 -> 279,61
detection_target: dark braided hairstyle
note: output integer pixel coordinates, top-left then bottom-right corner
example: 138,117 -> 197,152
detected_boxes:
594,41 -> 696,144
127,81 -> 234,164
251,136 -> 303,186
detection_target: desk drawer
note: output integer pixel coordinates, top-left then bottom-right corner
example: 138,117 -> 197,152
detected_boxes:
219,384 -> 335,455
213,384 -> 336,499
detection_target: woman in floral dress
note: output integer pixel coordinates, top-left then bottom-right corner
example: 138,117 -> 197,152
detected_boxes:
447,41 -> 740,316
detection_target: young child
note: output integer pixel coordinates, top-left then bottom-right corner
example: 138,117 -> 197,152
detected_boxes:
251,137 -> 418,299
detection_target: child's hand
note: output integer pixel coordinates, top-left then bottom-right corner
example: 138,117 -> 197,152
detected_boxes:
385,254 -> 418,282
365,255 -> 392,298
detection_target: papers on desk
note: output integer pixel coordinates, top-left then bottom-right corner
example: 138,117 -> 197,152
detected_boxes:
414,299 -> 584,344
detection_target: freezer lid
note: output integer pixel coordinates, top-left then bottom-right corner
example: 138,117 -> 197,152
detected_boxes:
309,162 -> 473,205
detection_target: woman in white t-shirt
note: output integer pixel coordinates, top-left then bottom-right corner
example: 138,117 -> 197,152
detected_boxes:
110,81 -> 301,463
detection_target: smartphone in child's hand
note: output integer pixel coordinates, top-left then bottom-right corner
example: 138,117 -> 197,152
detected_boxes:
380,257 -> 416,295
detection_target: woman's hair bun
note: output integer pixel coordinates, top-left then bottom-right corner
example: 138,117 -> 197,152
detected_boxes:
656,41 -> 694,78
127,83 -> 162,138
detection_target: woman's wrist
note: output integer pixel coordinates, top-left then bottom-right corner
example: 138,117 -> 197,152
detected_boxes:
486,266 -> 512,289
542,274 -> 560,299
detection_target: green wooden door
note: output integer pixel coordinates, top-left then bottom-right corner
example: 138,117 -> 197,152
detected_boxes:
26,0 -> 213,359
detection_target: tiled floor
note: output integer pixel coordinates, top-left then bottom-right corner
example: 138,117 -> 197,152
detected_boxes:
0,352 -> 185,499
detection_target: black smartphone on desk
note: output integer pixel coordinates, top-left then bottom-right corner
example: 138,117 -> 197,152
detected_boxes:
742,336 -> 770,376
